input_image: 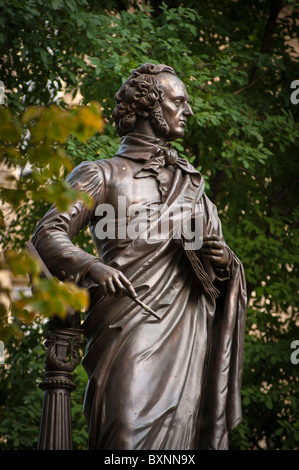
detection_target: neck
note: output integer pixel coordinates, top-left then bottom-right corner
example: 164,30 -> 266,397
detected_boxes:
132,118 -> 167,147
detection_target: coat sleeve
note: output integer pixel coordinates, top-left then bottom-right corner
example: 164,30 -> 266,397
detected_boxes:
31,161 -> 105,285
200,192 -> 232,283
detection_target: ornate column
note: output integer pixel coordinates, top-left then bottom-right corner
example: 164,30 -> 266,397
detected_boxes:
37,322 -> 84,450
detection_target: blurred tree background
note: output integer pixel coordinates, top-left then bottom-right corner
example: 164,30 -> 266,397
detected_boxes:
0,0 -> 298,450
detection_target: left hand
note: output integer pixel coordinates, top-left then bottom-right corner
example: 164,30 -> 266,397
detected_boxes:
201,234 -> 230,268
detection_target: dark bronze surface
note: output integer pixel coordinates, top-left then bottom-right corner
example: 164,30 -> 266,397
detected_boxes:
37,328 -> 83,450
31,63 -> 247,450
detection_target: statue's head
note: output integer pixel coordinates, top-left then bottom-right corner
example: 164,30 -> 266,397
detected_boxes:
113,63 -> 193,140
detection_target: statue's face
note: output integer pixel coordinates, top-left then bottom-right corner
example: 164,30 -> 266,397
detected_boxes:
157,73 -> 193,141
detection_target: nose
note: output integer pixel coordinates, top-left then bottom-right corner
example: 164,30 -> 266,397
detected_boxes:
184,102 -> 193,117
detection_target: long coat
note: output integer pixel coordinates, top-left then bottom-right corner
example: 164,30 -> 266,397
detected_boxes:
31,133 -> 247,450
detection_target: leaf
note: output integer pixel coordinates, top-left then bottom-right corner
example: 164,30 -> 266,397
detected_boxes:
265,395 -> 273,410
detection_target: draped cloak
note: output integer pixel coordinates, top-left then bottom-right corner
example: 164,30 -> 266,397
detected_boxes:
31,133 -> 247,450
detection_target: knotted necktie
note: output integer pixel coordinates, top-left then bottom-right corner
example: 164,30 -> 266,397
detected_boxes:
159,145 -> 179,165
134,144 -> 202,186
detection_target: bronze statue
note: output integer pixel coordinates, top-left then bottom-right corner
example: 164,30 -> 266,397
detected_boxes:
31,63 -> 247,450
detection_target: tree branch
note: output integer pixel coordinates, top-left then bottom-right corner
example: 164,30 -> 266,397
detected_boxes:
234,78 -> 259,95
248,0 -> 284,85
260,0 -> 284,54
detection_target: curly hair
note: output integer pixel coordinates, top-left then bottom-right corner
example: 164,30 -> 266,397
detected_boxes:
112,63 -> 176,137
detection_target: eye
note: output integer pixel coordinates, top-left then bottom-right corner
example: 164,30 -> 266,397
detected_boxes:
173,100 -> 181,107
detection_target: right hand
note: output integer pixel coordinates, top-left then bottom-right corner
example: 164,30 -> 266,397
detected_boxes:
89,262 -> 137,298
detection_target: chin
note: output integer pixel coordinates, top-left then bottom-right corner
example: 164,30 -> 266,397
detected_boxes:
168,130 -> 185,141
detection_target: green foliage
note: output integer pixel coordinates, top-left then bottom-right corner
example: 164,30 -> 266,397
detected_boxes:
0,0 -> 298,450
71,363 -> 89,449
0,103 -> 104,340
0,0 -> 103,112
0,250 -> 87,340
0,322 -> 44,449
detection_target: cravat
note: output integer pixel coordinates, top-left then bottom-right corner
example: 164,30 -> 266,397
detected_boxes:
135,144 -> 201,185
159,145 -> 179,165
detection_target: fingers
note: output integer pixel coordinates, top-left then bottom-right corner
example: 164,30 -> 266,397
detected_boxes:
113,275 -> 126,296
203,235 -> 222,241
118,272 -> 137,298
201,235 -> 229,267
107,277 -> 117,296
100,279 -> 112,297
202,234 -> 223,248
90,262 -> 137,298
202,236 -> 224,254
113,276 -> 125,294
201,248 -> 223,256
101,271 -> 137,298
203,255 -> 224,264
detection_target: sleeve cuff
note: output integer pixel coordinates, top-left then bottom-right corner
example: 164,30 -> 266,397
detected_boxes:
78,257 -> 104,288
